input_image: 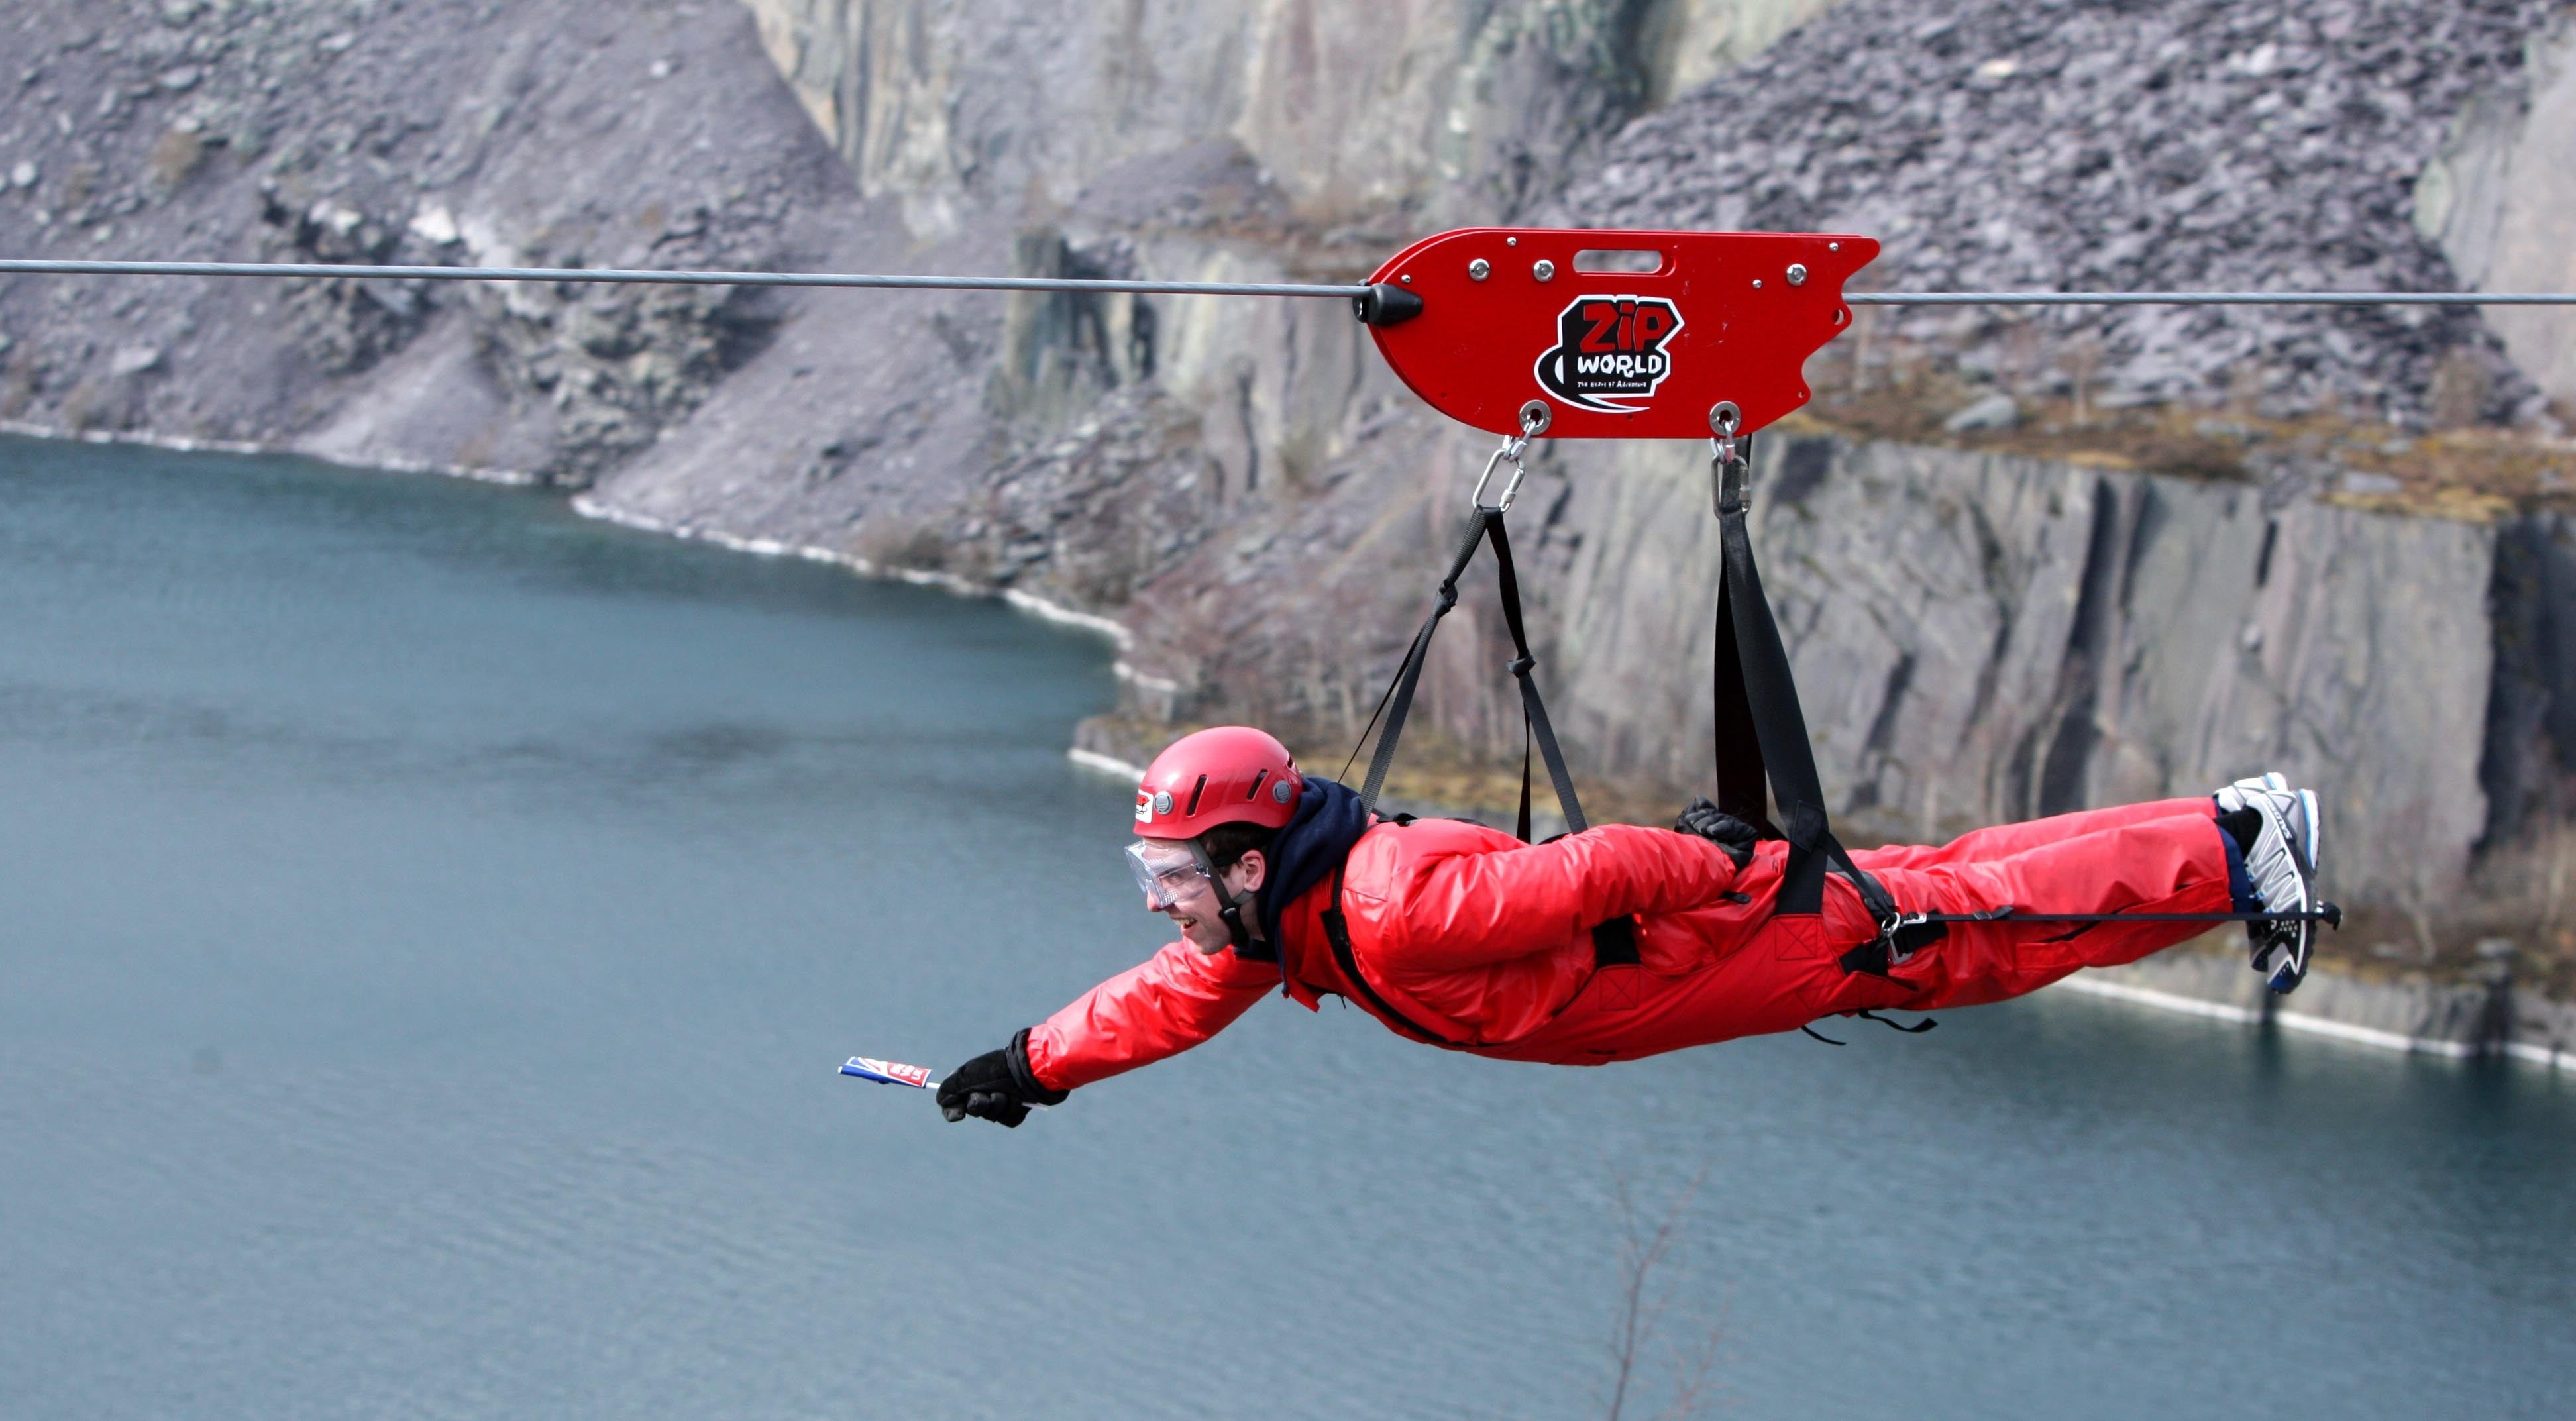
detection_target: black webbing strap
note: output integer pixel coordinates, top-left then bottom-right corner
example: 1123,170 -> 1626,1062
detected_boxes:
1589,916 -> 1641,965
1904,906 -> 2346,924
1710,439 -> 1892,928
1487,514 -> 1589,845
1709,539 -> 1778,840
1842,902 -> 2348,976
1351,514 -> 1485,816
1319,860 -> 1455,1045
1801,1010 -> 1941,1046
1349,507 -> 1587,844
1856,1009 -> 1938,1033
1330,500 -> 1629,987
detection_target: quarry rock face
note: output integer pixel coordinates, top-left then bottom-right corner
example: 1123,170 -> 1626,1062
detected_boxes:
734,0 -> 1841,233
2418,9 -> 2576,407
1546,433 -> 2501,900
6,0 -> 2575,947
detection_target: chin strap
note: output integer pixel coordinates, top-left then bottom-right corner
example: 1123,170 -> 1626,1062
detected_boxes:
1217,893 -> 1257,953
1184,837 -> 1266,957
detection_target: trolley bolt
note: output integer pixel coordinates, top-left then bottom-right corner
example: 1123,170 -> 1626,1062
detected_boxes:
1533,259 -> 1555,282
1752,278 -> 1763,289
1401,274 -> 1413,284
1506,237 -> 1519,247
1469,258 -> 1491,282
1827,241 -> 1841,252
1786,263 -> 1807,286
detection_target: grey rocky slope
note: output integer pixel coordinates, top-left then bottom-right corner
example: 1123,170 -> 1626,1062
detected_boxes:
1554,0 -> 2559,423
6,0 -> 2575,986
0,0 -> 1000,505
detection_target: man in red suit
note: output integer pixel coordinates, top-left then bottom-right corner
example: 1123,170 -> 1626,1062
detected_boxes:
936,727 -> 2325,1126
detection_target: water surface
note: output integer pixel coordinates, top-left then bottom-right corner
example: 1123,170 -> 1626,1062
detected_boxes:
3,437 -> 2571,1419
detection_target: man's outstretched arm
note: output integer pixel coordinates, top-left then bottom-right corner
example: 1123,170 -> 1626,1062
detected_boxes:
1021,941 -> 1280,1093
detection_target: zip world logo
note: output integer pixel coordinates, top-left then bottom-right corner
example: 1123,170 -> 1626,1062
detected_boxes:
1533,295 -> 1685,413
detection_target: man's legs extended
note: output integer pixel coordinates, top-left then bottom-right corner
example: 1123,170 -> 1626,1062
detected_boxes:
1857,797 -> 2216,872
1843,804 -> 2239,1013
1507,789 -> 2322,1062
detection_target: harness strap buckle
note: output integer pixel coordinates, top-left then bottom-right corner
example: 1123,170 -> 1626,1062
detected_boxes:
1870,906 -> 1965,970
1882,910 -> 1931,966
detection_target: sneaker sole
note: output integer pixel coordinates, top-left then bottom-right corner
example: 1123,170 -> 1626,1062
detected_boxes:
2267,790 -> 2323,993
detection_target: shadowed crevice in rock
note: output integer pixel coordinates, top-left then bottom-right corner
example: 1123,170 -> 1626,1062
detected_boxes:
2477,514 -> 2576,849
2035,476 -> 2123,818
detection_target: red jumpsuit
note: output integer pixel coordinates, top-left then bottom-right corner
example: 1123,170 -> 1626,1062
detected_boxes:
1024,798 -> 2234,1092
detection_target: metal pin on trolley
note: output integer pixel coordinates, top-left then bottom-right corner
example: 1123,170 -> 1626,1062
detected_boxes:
1709,400 -> 1748,518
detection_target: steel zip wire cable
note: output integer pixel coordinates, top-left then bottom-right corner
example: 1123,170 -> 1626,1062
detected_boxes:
1843,291 -> 2576,306
4,258 -> 2576,305
0,258 -> 1369,299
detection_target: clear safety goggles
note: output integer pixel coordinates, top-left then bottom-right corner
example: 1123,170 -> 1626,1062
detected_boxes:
1126,839 -> 1213,911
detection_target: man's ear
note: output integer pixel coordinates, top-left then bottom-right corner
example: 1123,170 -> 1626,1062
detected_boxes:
1229,849 -> 1268,894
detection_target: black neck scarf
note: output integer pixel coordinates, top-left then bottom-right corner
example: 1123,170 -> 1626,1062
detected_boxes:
1238,776 -> 1371,965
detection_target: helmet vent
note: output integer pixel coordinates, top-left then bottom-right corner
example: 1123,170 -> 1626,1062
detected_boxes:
1245,768 -> 1269,800
1184,774 -> 1207,817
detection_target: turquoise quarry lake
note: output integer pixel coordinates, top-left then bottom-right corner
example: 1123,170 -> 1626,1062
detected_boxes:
4,436 -> 2571,1419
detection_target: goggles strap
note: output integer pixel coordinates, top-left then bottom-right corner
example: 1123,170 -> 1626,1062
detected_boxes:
1130,842 -> 1210,910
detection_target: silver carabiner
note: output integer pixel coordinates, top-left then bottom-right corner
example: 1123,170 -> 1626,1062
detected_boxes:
1471,401 -> 1554,513
1472,437 -> 1529,511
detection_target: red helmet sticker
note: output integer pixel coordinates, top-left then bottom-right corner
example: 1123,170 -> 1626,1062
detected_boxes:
1535,295 -> 1685,413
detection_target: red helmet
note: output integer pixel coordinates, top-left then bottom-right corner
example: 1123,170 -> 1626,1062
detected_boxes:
1132,726 -> 1302,838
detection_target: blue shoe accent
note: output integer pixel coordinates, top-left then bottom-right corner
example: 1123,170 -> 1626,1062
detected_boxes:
2222,823 -> 2258,914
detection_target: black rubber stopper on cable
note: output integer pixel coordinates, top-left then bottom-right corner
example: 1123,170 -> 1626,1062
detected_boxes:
1353,282 -> 1424,327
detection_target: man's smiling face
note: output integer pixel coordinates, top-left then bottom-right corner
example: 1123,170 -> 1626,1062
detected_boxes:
1130,837 -> 1266,954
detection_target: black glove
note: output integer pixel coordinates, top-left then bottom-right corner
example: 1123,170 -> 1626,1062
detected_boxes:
1674,796 -> 1758,869
936,1028 -> 1071,1128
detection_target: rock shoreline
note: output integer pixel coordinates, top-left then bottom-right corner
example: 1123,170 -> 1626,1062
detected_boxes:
0,412 -> 541,482
566,488 -> 1135,646
2062,943 -> 2576,1070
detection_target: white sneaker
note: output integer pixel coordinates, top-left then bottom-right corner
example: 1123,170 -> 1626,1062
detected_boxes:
2214,772 -> 2288,817
2226,778 -> 2324,993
